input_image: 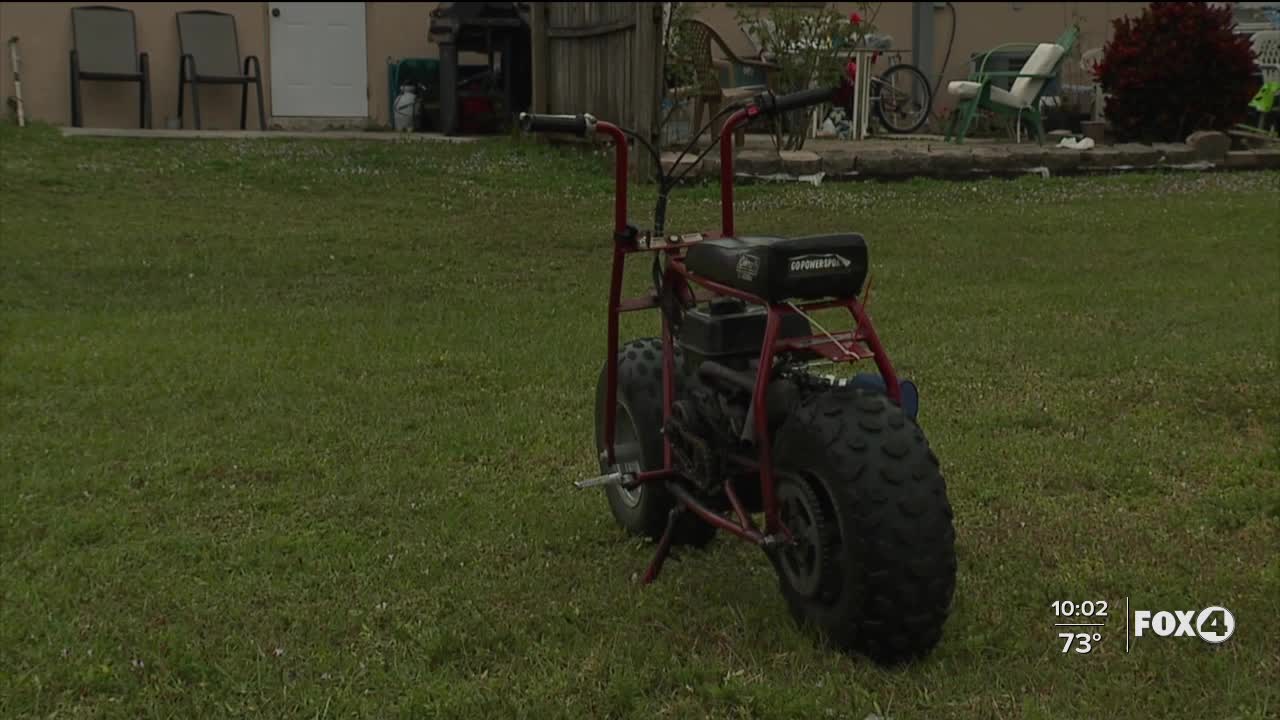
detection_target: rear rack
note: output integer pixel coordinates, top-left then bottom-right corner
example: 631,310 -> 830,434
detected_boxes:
620,231 -> 717,254
776,329 -> 874,362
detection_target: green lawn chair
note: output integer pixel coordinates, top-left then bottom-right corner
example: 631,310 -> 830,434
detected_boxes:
944,25 -> 1079,145
1238,31 -> 1280,137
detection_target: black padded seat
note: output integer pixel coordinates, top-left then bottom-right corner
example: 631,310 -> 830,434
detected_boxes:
684,235 -> 869,302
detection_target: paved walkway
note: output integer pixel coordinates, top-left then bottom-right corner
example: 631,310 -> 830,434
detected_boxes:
60,127 -> 476,143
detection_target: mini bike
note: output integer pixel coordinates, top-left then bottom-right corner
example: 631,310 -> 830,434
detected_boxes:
520,87 -> 956,665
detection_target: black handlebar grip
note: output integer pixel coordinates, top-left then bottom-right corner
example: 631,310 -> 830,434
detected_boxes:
518,112 -> 589,136
763,87 -> 838,115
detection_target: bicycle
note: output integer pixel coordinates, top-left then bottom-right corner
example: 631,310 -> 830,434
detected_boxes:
834,46 -> 934,135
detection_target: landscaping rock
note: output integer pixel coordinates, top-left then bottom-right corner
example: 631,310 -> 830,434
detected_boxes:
1040,148 -> 1083,173
970,147 -> 1024,173
1112,143 -> 1161,166
927,147 -> 976,177
1252,149 -> 1280,169
1002,145 -> 1047,169
856,148 -> 931,177
1223,151 -> 1260,169
734,149 -> 782,176
1078,147 -> 1125,169
1078,143 -> 1161,169
822,148 -> 858,176
780,150 -> 822,176
1152,143 -> 1197,164
1186,130 -> 1230,162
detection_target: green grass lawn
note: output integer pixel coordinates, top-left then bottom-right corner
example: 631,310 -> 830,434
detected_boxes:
2,123 -> 1277,719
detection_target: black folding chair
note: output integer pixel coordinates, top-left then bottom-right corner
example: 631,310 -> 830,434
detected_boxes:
176,10 -> 266,130
70,6 -> 151,128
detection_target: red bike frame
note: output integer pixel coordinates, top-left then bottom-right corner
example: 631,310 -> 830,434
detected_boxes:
595,110 -> 902,578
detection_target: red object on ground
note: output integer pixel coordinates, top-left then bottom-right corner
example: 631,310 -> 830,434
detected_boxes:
460,97 -> 494,133
835,60 -> 858,106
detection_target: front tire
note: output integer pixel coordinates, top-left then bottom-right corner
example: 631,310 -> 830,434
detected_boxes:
771,386 -> 956,664
594,338 -> 715,547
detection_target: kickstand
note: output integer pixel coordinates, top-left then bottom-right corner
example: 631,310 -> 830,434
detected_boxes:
641,506 -> 682,585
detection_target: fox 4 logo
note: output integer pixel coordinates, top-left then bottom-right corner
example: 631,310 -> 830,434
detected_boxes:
1133,606 -> 1235,644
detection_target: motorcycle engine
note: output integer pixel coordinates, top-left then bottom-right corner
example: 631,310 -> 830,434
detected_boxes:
665,298 -> 812,494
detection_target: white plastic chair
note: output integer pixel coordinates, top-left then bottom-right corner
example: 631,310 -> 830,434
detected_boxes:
1252,31 -> 1280,84
1079,47 -> 1105,121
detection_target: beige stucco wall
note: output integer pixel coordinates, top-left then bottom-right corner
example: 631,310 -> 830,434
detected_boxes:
696,1 -> 1148,100
0,1 -> 444,129
0,2 -> 270,129
364,1 -> 440,127
1,2 -> 1148,130
918,2 -> 1149,93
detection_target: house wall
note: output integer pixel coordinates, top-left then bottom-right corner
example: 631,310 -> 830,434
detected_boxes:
0,2 -> 270,129
695,2 -> 1149,105
0,2 -> 1148,130
364,2 -> 441,127
0,2 -> 444,129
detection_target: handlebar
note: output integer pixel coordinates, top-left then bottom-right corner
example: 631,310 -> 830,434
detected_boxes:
754,86 -> 838,116
518,112 -> 593,136
516,88 -> 836,239
519,86 -> 835,139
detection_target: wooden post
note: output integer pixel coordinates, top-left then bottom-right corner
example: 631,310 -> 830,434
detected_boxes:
530,2 -> 549,113
631,2 -> 662,183
532,3 -> 665,182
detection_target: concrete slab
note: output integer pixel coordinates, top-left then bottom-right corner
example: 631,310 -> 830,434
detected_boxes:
661,152 -> 702,177
60,127 -> 476,143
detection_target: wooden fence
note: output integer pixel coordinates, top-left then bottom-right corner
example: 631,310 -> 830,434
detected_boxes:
529,2 -> 664,178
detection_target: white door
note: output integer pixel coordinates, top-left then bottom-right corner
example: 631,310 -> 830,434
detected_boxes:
268,3 -> 368,117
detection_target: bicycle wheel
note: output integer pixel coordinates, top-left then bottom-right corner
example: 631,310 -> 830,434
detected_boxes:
874,64 -> 933,134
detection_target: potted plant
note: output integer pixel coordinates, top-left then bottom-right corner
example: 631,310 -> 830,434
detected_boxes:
735,2 -> 879,151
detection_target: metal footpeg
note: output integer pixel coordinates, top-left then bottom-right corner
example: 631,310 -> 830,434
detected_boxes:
575,471 -> 627,490
577,459 -> 641,490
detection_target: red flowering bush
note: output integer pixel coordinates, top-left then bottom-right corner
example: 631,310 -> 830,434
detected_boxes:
1095,2 -> 1259,142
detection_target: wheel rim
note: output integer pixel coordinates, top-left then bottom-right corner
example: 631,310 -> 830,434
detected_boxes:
879,85 -> 925,130
611,405 -> 644,508
777,480 -> 828,599
876,67 -> 931,133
